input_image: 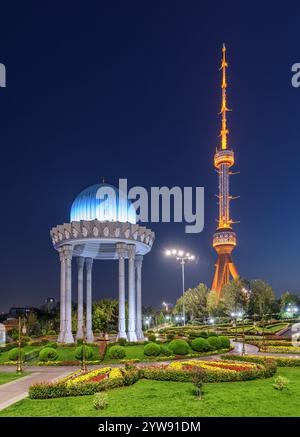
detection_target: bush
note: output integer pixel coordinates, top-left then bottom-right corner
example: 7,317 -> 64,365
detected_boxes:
168,339 -> 189,355
39,347 -> 58,362
8,347 -> 25,361
273,376 -> 290,391
148,334 -> 156,342
144,342 -> 161,356
160,345 -> 173,356
107,345 -> 126,359
117,338 -> 127,346
207,336 -> 222,350
166,333 -> 175,341
218,336 -> 230,349
93,393 -> 108,410
74,345 -> 94,361
191,337 -> 211,352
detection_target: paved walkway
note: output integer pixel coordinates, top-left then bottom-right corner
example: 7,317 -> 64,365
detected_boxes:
0,367 -> 73,411
0,340 -> 299,411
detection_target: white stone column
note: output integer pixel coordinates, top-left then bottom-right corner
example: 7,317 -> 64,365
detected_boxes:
58,247 -> 66,343
86,257 -> 94,342
76,257 -> 85,339
64,246 -> 74,344
116,243 -> 127,340
127,244 -> 137,342
135,255 -> 144,340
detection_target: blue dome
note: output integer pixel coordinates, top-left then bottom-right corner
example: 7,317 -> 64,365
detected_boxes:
70,183 -> 136,224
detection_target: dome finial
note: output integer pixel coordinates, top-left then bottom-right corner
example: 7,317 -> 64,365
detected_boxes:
101,176 -> 105,184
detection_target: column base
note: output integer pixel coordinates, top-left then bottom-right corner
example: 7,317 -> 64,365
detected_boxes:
127,331 -> 137,342
57,331 -> 65,343
86,331 -> 94,343
136,330 -> 144,340
64,330 -> 74,344
76,329 -> 83,340
117,331 -> 128,341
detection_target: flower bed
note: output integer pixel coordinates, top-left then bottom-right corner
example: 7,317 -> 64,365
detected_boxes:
258,346 -> 300,354
29,357 -> 276,399
220,354 -> 300,367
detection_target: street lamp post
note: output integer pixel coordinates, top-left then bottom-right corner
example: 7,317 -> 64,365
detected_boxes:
81,324 -> 87,373
16,317 -> 23,373
165,249 -> 195,326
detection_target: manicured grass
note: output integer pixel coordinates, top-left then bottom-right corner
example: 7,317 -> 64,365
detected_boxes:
102,345 -> 146,363
0,346 -> 39,363
0,372 -> 27,385
55,346 -> 99,361
1,368 -> 300,417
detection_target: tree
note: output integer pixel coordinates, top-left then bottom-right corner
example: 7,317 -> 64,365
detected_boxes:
220,278 -> 249,316
26,312 -> 41,336
92,299 -> 119,332
249,279 -> 276,319
280,291 -> 299,312
175,283 -> 210,321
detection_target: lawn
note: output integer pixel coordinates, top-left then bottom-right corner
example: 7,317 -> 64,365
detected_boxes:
55,346 -> 99,361
0,372 -> 27,385
102,345 -> 146,363
0,346 -> 39,363
1,368 -> 300,417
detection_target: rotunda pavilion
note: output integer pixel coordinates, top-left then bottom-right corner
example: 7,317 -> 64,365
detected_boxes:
50,183 -> 155,344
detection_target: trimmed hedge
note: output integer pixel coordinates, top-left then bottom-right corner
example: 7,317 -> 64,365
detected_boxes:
39,347 -> 58,362
107,346 -> 126,359
160,345 -> 172,356
8,348 -> 25,361
168,339 -> 190,355
219,336 -> 230,348
74,345 -> 94,360
144,342 -> 161,357
191,337 -> 211,352
207,336 -> 222,350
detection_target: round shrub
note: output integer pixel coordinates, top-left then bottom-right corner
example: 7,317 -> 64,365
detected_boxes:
191,337 -> 211,352
8,347 -> 25,361
144,342 -> 161,356
168,339 -> 189,355
207,336 -> 222,350
74,345 -> 94,361
148,334 -> 156,342
39,347 -> 58,362
219,336 -> 230,349
107,345 -> 126,359
117,338 -> 127,346
160,345 -> 173,356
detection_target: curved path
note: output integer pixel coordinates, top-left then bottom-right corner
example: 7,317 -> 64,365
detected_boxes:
0,340 -> 299,411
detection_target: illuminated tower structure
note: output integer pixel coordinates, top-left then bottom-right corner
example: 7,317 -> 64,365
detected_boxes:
211,45 -> 239,294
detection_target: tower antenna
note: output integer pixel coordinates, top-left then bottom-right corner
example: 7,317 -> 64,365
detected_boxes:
220,43 -> 230,150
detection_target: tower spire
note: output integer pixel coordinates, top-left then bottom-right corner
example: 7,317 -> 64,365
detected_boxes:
220,43 -> 229,150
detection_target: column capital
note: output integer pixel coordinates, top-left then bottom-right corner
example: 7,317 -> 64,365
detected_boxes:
127,244 -> 136,259
76,256 -> 85,270
135,254 -> 143,269
85,257 -> 93,271
61,245 -> 73,261
116,243 -> 127,259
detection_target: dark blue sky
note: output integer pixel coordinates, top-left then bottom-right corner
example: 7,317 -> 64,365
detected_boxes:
0,1 -> 299,311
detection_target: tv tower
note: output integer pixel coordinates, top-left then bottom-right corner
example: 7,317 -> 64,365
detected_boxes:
211,45 -> 239,294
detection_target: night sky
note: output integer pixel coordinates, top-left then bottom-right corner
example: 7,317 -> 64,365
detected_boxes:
0,1 -> 299,312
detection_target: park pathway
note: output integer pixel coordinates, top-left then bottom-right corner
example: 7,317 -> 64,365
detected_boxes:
0,367 -> 74,411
